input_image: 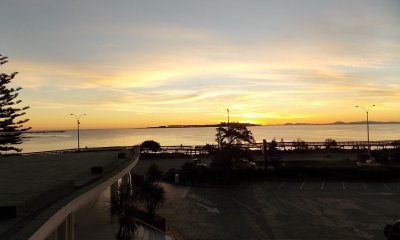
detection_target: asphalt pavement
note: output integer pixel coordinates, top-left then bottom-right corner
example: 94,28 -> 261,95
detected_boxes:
159,180 -> 400,240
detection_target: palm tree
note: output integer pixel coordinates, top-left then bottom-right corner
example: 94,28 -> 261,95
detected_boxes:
110,182 -> 137,240
141,182 -> 166,218
145,164 -> 162,184
139,164 -> 166,218
215,122 -> 255,149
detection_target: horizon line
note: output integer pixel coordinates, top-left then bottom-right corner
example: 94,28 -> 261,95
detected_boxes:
27,121 -> 400,132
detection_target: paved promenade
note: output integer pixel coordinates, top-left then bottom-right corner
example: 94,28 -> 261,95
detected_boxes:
0,149 -> 137,239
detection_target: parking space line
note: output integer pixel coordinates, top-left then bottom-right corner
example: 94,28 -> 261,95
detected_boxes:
299,181 -> 305,190
255,182 -> 266,191
303,198 -> 344,215
278,182 -> 286,189
382,181 -> 391,190
278,198 -> 318,216
233,197 -> 259,216
342,182 -> 346,190
353,197 -> 392,212
362,182 -> 368,190
321,181 -> 325,190
262,201 -> 288,215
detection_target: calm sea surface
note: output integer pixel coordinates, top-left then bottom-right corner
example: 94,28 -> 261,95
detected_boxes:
20,124 -> 400,153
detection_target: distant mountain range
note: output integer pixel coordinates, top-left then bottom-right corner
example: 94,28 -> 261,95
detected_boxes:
283,121 -> 400,126
149,122 -> 261,128
149,121 -> 400,128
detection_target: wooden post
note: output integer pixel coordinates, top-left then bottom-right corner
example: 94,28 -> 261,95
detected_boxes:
263,139 -> 268,172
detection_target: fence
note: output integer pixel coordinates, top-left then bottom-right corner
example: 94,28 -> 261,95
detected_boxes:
2,140 -> 399,157
158,140 -> 399,155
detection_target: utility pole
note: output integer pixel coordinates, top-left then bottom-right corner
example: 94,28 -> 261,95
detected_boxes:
355,105 -> 375,156
227,108 -> 230,128
70,113 -> 86,151
263,139 -> 268,172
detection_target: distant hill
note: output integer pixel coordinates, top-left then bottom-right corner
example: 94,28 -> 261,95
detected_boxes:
333,121 -> 400,125
280,121 -> 400,126
149,122 -> 262,128
149,121 -> 399,128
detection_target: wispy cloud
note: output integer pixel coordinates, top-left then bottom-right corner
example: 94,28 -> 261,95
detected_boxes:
2,0 -> 399,128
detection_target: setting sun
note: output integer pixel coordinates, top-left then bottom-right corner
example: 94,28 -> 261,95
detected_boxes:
1,0 -> 399,130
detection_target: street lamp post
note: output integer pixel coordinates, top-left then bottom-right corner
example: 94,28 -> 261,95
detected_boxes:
70,113 -> 86,151
355,105 -> 375,155
227,108 -> 230,127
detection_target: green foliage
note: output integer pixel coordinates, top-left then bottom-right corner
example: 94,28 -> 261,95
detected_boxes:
270,138 -> 278,151
392,140 -> 400,149
210,149 -> 235,171
325,138 -> 338,150
293,138 -> 308,151
110,182 -> 138,240
212,123 -> 256,171
137,164 -> 166,218
215,122 -> 255,149
145,164 -> 163,184
204,143 -> 216,154
141,182 -> 166,218
0,55 -> 31,152
181,161 -> 196,171
140,140 -> 161,152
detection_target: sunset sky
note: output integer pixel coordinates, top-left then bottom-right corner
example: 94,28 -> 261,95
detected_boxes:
1,0 -> 399,130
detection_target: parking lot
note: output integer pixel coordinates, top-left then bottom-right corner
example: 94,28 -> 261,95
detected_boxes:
159,180 -> 400,240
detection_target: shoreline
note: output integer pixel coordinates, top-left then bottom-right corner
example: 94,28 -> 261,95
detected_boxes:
24,121 -> 400,132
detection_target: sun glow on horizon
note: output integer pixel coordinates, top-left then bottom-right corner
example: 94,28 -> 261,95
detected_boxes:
1,0 -> 399,130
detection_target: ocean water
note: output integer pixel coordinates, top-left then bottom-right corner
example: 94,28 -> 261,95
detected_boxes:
19,124 -> 400,153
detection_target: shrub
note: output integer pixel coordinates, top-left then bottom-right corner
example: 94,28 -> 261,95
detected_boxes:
294,138 -> 308,151
325,138 -> 338,150
141,182 -> 166,218
140,140 -> 161,152
392,140 -> 400,149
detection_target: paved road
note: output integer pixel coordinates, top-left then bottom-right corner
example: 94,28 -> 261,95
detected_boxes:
159,180 -> 400,240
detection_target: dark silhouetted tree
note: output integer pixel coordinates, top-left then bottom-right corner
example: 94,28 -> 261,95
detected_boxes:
212,122 -> 256,171
270,138 -> 278,151
110,182 -> 138,240
215,122 -> 255,149
145,164 -> 162,184
141,182 -> 166,218
293,138 -> 308,151
0,55 -> 30,152
392,140 -> 400,149
140,140 -> 161,152
325,138 -> 338,150
140,164 -> 165,218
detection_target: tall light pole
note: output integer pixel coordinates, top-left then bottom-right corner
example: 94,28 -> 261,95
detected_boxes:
355,105 -> 375,155
70,113 -> 86,151
227,108 -> 230,127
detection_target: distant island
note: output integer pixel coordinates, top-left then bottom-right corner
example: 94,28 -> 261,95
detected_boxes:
282,121 -> 400,126
148,121 -> 400,128
148,123 -> 262,129
25,130 -> 66,134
